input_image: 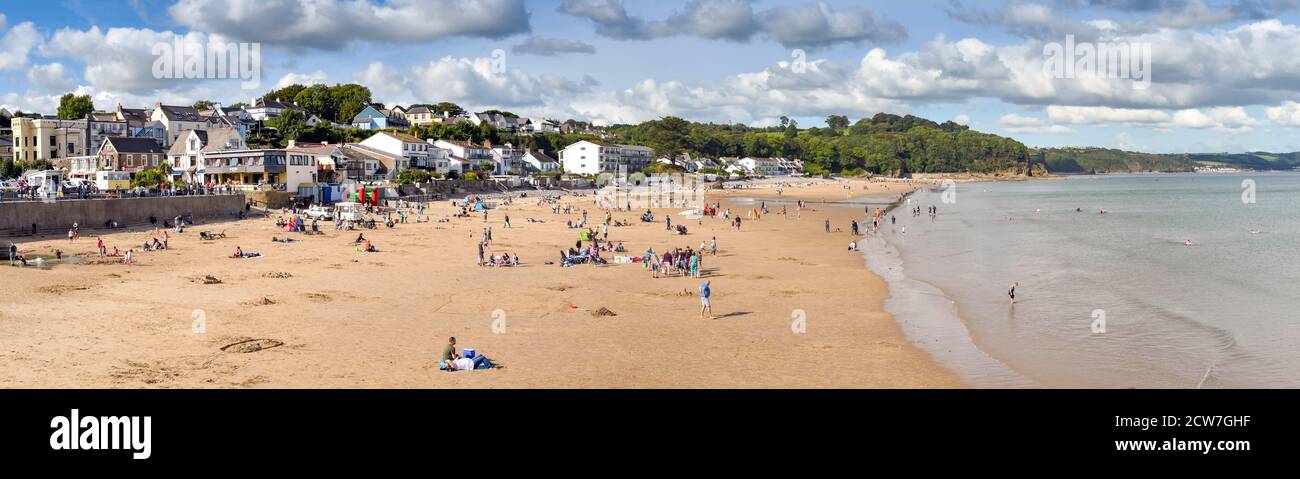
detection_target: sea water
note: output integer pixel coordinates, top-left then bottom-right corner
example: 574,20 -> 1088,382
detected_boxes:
863,172 -> 1300,388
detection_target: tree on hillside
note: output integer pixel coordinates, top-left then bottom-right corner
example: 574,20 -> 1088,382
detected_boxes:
331,84 -> 372,123
826,115 -> 849,130
193,100 -> 216,111
270,108 -> 307,141
293,84 -> 336,122
266,84 -> 307,103
431,102 -> 465,117
56,93 -> 94,120
649,116 -> 690,160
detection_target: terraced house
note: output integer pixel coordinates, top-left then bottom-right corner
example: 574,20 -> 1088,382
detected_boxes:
96,137 -> 165,174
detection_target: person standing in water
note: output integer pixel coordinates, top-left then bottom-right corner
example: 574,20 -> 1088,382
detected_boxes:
1008,282 -> 1018,305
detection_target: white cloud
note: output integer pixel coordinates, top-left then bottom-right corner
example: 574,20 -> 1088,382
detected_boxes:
169,0 -> 531,50
559,0 -> 906,49
0,19 -> 40,71
27,63 -> 75,92
998,113 -> 1074,133
1266,101 -> 1300,126
274,70 -> 329,89
43,26 -> 213,95
352,57 -> 598,112
1046,105 -> 1258,131
512,37 -> 598,56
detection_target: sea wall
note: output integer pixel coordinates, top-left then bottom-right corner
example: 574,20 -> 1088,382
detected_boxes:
0,194 -> 246,236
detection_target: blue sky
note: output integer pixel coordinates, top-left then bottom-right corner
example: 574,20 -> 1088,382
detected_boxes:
3,0 -> 1300,153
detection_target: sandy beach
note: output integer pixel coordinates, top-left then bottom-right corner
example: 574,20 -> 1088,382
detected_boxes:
1,177 -> 960,388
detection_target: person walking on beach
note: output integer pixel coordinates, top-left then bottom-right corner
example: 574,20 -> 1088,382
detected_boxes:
1008,282 -> 1018,305
710,237 -> 717,256
504,215 -> 511,229
699,280 -> 716,320
825,219 -> 830,233
96,237 -> 106,257
8,242 -> 16,266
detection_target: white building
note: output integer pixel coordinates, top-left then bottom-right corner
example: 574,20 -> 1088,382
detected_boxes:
520,117 -> 560,134
433,139 -> 494,177
558,140 -> 655,175
737,157 -> 787,176
491,143 -> 524,175
469,112 -> 520,131
359,131 -> 437,171
166,129 -> 246,184
521,149 -> 560,173
152,103 -> 226,147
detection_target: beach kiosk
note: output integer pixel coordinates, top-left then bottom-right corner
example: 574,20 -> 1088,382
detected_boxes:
96,171 -> 131,191
25,170 -> 64,200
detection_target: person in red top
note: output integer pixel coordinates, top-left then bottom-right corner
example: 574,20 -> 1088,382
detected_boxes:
96,238 -> 106,257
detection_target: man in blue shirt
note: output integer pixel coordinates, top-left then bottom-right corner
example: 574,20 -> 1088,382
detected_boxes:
699,281 -> 715,320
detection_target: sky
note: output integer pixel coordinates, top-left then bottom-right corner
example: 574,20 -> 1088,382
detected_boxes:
2,0 -> 1300,153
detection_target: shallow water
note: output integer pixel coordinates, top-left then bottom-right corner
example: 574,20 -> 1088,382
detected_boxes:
865,172 -> 1300,388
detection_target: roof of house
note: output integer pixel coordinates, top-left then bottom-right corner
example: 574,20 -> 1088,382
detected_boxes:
352,105 -> 392,122
525,150 -> 556,163
201,129 -> 244,153
340,144 -> 402,171
102,136 -> 164,154
434,139 -> 489,150
116,107 -> 150,123
155,104 -> 205,122
375,131 -> 425,143
406,105 -> 433,115
252,97 -> 297,110
290,143 -> 341,156
166,130 -> 208,156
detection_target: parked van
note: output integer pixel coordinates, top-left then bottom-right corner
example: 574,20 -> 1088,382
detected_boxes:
333,202 -> 367,222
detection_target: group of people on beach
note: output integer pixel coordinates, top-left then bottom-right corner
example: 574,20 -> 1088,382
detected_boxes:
643,244 -> 708,279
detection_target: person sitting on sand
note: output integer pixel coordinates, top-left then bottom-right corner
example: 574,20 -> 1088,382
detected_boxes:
363,240 -> 377,253
355,233 -> 366,243
440,337 -> 460,370
232,246 -> 244,258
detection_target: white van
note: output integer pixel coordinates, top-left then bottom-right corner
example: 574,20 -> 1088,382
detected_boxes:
305,205 -> 334,221
333,202 -> 367,222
